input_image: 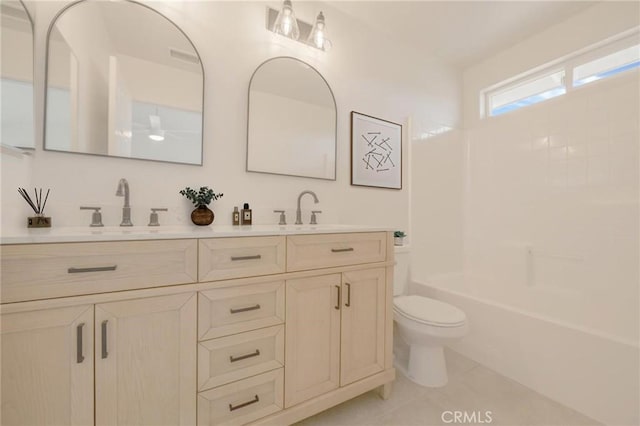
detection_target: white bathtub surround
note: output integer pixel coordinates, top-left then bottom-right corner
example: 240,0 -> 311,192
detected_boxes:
411,277 -> 639,426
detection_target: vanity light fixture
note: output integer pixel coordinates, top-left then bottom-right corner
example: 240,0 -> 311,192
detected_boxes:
267,1 -> 331,51
272,0 -> 299,40
307,11 -> 330,50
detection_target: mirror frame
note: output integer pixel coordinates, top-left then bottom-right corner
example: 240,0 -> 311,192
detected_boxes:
1,0 -> 36,151
246,56 -> 337,181
42,0 -> 205,166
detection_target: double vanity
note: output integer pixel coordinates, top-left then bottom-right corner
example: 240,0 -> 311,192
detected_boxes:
1,226 -> 395,425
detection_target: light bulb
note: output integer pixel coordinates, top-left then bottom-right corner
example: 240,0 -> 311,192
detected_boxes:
308,11 -> 328,50
273,0 -> 300,40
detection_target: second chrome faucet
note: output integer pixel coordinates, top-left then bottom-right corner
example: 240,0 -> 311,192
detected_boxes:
295,190 -> 319,225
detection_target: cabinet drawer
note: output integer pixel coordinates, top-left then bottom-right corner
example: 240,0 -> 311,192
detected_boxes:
197,369 -> 283,426
199,236 -> 285,282
286,232 -> 387,272
198,325 -> 284,391
1,240 -> 198,303
198,282 -> 284,340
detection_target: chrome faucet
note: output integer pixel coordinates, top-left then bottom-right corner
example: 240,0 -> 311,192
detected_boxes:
295,190 -> 319,225
115,178 -> 133,226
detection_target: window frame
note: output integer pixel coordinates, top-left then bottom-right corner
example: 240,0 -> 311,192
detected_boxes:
480,28 -> 640,119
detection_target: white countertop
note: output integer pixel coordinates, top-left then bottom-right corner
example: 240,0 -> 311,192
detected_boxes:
1,224 -> 393,245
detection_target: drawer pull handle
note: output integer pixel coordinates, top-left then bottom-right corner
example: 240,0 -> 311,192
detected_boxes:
230,255 -> 262,261
230,304 -> 261,314
229,395 -> 259,412
230,349 -> 260,363
101,320 -> 108,359
335,285 -> 341,310
68,265 -> 117,274
345,283 -> 351,307
331,248 -> 354,253
76,323 -> 85,363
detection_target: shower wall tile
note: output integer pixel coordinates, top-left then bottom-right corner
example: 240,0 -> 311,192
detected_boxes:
463,73 -> 639,343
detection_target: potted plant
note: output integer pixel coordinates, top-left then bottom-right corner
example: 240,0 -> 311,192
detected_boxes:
394,231 -> 407,246
179,186 -> 223,226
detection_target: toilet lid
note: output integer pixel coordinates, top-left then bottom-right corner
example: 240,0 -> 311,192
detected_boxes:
394,295 -> 466,327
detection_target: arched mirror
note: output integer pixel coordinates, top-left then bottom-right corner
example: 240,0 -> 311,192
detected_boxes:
44,0 -> 204,165
247,57 -> 336,180
1,0 -> 34,149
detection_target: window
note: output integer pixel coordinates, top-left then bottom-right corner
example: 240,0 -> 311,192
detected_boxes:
488,70 -> 566,117
481,30 -> 640,118
573,44 -> 640,87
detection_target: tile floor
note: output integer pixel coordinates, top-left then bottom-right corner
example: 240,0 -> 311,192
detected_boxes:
296,349 -> 600,426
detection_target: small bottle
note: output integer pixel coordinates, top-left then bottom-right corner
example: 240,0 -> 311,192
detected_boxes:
241,203 -> 252,225
232,207 -> 240,226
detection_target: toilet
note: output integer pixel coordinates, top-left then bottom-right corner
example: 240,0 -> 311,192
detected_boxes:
393,248 -> 468,387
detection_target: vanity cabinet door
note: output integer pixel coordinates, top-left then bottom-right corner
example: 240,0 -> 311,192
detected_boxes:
95,292 -> 197,426
284,274 -> 341,408
1,305 -> 94,426
340,268 -> 386,386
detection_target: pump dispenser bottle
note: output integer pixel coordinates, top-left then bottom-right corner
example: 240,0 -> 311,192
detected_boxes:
241,203 -> 252,225
232,207 -> 240,225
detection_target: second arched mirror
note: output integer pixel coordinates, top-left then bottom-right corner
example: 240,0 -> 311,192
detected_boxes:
247,57 -> 336,180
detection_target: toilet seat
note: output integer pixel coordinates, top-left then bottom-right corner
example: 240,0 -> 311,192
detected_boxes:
394,295 -> 466,327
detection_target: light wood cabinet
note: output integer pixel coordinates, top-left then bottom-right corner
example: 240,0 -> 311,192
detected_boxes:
1,230 -> 394,426
1,240 -> 198,303
95,293 -> 197,426
284,268 -> 387,407
284,274 -> 342,407
197,369 -> 284,426
1,305 -> 94,426
287,232 -> 386,272
1,293 -> 196,426
199,236 -> 286,281
340,268 -> 386,386
198,281 -> 284,340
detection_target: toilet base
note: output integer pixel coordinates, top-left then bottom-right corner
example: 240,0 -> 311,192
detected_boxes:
407,345 -> 448,387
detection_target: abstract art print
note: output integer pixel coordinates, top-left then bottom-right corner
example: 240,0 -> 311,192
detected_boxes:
350,111 -> 402,189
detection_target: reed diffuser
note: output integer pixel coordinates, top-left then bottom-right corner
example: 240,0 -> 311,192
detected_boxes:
18,187 -> 52,228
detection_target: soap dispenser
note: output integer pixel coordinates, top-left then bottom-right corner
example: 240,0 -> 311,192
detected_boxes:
241,203 -> 252,225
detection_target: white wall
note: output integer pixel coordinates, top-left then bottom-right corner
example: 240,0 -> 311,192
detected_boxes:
1,0 -> 460,233
444,3 -> 639,424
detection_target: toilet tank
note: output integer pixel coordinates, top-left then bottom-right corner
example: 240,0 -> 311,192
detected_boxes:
393,247 -> 410,296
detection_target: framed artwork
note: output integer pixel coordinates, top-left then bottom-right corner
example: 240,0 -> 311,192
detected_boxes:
350,111 -> 402,189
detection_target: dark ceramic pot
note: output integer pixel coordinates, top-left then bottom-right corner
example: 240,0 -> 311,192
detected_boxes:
191,205 -> 214,226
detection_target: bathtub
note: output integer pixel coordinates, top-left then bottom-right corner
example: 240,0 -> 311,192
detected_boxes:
409,275 -> 639,426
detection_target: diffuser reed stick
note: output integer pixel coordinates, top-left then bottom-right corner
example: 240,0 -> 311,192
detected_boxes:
18,187 -> 50,215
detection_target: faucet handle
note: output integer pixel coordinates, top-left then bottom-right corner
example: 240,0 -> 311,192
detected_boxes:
273,210 -> 287,225
310,210 -> 322,225
80,206 -> 104,227
148,208 -> 168,227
